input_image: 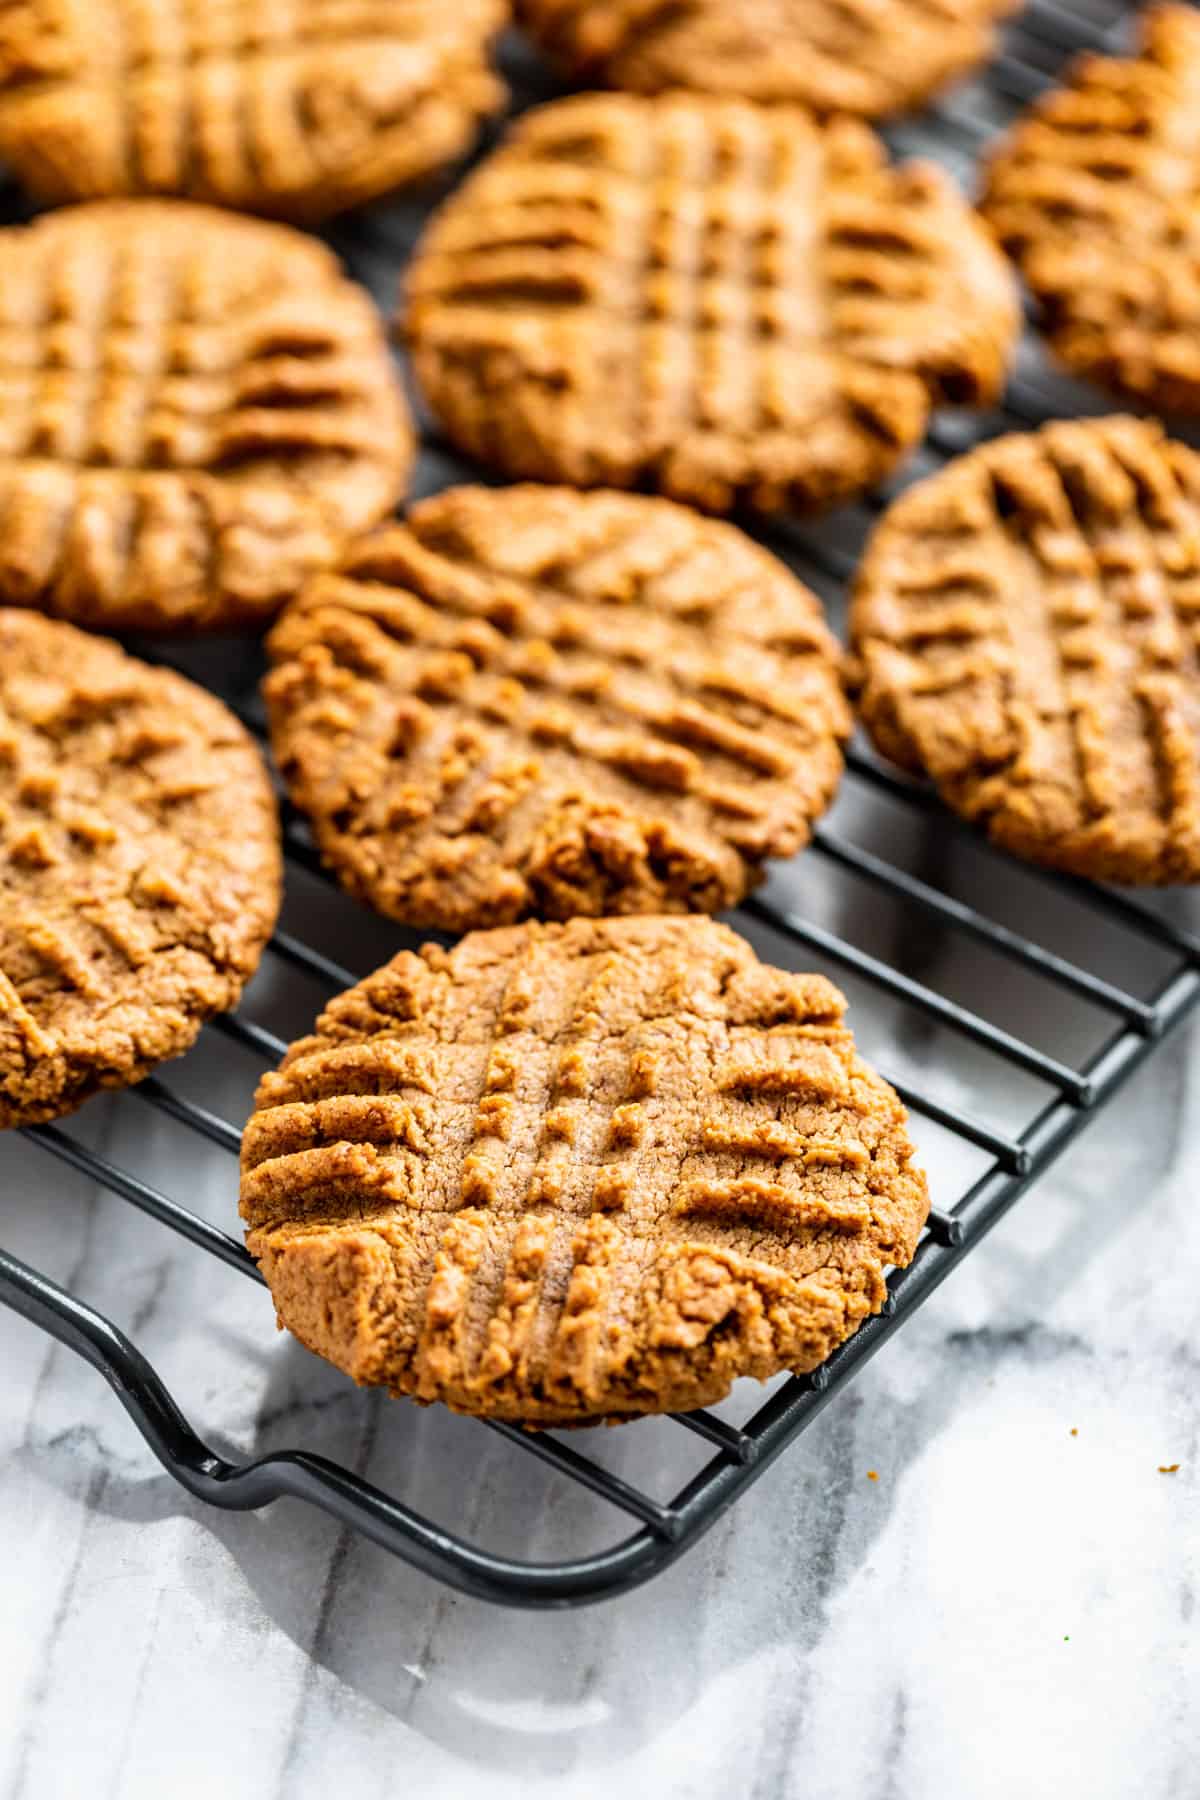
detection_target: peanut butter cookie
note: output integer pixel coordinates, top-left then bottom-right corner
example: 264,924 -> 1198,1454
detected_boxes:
264,484 -> 851,930
240,916 -> 929,1424
0,610 -> 281,1128
982,6 -> 1200,412
405,94 -> 1019,517
851,416 -> 1200,884
0,0 -> 507,220
517,0 -> 1017,120
0,202 -> 411,634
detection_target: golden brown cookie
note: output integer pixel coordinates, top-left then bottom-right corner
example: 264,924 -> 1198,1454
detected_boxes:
240,916 -> 929,1424
0,0 -> 507,220
404,94 -> 1020,517
981,6 -> 1200,412
264,484 -> 851,930
0,201 -> 411,635
851,416 -> 1200,884
0,610 -> 282,1128
517,0 -> 1017,121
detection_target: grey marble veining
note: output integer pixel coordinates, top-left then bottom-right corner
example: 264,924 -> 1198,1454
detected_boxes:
4,13 -> 1199,1793
3,621 -> 1198,1800
2,945 -> 1198,1800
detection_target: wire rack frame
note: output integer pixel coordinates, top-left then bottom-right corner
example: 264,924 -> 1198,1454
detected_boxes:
3,1 -> 1199,1608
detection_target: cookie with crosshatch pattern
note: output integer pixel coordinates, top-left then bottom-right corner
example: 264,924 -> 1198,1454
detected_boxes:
263,483 -> 851,930
981,6 -> 1200,413
851,416 -> 1200,884
517,0 -> 1019,121
0,609 -> 281,1129
404,92 -> 1019,517
0,0 -> 507,220
0,201 -> 410,634
239,917 -> 929,1424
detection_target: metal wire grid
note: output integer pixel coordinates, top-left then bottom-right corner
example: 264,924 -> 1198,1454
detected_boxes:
3,1 -> 1199,1609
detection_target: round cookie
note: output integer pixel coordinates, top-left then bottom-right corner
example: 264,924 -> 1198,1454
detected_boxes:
404,94 -> 1020,517
517,0 -> 1018,121
851,416 -> 1200,885
240,916 -> 929,1425
0,202 -> 411,635
0,610 -> 282,1128
0,0 -> 507,220
264,484 -> 851,930
981,6 -> 1200,413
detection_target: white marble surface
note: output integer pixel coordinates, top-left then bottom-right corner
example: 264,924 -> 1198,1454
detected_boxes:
2,868 -> 1198,1800
5,12 -> 1194,1790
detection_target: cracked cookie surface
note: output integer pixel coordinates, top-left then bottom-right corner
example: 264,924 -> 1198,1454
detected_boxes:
0,201 -> 411,634
240,916 -> 929,1424
0,609 -> 281,1127
264,483 -> 850,930
0,0 -> 507,219
405,93 -> 1019,518
517,0 -> 1017,120
982,5 -> 1200,412
851,416 -> 1200,884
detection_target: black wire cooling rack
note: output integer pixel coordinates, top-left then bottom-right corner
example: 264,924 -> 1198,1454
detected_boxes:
4,1 -> 1199,1610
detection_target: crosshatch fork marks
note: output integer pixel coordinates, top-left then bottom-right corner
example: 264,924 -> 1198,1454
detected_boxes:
406,91 -> 1019,516
263,483 -> 850,930
238,917 -> 929,1426
0,201 -> 409,629
0,0 -> 507,218
852,415 -> 1200,883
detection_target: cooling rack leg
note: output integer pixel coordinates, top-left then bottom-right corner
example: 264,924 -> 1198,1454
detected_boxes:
1,1242 -> 262,1499
0,1242 -> 675,1607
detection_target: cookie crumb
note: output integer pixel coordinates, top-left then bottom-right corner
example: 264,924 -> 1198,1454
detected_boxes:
1158,1464 -> 1181,1475
867,1470 -> 879,1482
1070,1427 -> 1078,1437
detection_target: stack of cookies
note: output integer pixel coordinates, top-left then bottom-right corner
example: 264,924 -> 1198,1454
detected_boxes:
4,0 -> 1197,1426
